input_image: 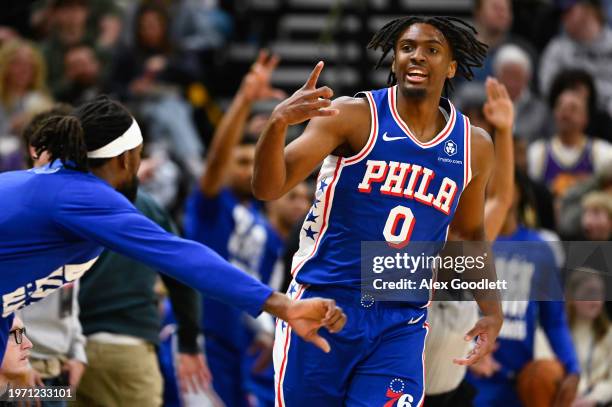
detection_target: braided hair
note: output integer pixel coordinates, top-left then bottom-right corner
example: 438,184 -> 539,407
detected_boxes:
368,16 -> 488,93
29,95 -> 133,172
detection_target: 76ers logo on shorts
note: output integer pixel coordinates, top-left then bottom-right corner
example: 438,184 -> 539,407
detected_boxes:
444,139 -> 457,156
384,378 -> 414,407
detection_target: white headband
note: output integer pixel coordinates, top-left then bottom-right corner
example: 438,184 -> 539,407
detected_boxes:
87,119 -> 143,159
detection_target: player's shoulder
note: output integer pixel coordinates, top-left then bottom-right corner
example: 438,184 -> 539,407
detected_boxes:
331,95 -> 369,113
592,137 -> 612,150
529,138 -> 547,150
320,96 -> 370,134
54,169 -> 130,209
531,228 -> 565,267
469,126 -> 494,174
470,125 -> 493,147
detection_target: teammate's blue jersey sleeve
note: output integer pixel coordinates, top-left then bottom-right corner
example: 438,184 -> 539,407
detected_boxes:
539,301 -> 581,375
53,180 -> 273,317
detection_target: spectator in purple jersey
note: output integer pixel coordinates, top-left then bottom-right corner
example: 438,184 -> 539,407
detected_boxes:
527,88 -> 612,200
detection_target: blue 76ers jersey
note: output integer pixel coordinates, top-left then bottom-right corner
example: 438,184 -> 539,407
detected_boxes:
292,85 -> 472,287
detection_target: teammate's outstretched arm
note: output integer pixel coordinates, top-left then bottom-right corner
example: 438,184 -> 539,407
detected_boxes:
53,185 -> 346,353
199,50 -> 284,197
253,62 -> 366,200
482,77 -> 515,241
448,126 -> 503,366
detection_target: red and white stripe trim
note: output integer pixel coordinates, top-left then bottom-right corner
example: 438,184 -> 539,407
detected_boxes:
290,157 -> 343,278
291,90 -> 380,278
345,91 -> 379,165
463,116 -> 472,188
416,322 -> 430,407
274,284 -> 307,407
388,86 -> 456,149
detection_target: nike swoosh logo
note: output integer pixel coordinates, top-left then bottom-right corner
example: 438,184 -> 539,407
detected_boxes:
382,132 -> 408,141
407,314 -> 425,325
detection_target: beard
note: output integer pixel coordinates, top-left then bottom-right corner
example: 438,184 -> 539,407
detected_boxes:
117,175 -> 139,203
400,85 -> 427,100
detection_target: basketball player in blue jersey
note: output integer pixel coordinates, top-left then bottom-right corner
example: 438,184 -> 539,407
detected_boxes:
0,96 -> 347,366
184,51 -> 308,406
253,17 -> 504,406
467,171 -> 580,407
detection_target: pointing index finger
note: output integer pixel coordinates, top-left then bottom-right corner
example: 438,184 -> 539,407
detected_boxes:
304,61 -> 324,89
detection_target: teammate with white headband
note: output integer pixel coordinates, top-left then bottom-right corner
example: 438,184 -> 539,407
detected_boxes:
86,118 -> 143,159
0,96 -> 347,365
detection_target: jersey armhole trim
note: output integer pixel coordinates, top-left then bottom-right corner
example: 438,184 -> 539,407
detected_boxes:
463,116 -> 472,188
343,91 -> 379,165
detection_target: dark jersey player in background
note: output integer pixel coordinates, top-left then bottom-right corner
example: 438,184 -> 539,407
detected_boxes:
0,96 -> 346,365
253,16 -> 504,406
184,51 -> 301,406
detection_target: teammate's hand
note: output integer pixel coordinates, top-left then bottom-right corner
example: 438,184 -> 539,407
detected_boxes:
239,50 -> 286,103
26,368 -> 45,388
269,61 -> 339,126
286,297 -> 346,353
62,359 -> 86,390
554,373 -> 579,407
482,77 -> 514,134
467,344 -> 500,377
248,331 -> 274,373
176,352 -> 213,394
453,315 -> 502,366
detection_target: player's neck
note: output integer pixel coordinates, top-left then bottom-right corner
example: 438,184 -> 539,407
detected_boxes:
557,131 -> 585,147
397,92 -> 446,143
91,166 -> 122,189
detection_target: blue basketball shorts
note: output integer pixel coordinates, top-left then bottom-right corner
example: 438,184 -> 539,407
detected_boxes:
273,282 -> 429,407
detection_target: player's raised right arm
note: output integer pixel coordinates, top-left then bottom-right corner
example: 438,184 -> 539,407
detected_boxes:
253,61 -> 346,200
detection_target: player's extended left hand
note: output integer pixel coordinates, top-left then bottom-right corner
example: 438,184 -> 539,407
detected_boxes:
483,77 -> 514,134
453,315 -> 502,366
286,298 -> 347,353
